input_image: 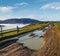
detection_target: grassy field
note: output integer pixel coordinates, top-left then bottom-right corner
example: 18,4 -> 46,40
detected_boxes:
54,22 -> 60,32
0,22 -> 49,39
54,22 -> 60,55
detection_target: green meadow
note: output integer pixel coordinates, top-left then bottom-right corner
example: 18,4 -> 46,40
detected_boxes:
54,22 -> 60,32
0,22 -> 49,39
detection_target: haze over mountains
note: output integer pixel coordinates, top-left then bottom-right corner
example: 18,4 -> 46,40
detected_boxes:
0,18 -> 40,24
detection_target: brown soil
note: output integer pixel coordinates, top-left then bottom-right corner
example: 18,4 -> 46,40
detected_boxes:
32,26 -> 60,56
0,43 -> 35,56
0,26 -> 60,56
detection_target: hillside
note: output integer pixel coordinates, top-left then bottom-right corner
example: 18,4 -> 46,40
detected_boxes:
0,18 -> 40,24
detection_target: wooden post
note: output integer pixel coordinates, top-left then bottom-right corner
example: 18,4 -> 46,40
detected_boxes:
0,26 -> 3,37
17,26 -> 19,34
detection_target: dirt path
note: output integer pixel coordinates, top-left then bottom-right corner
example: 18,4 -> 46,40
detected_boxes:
32,26 -> 60,56
0,26 -> 60,56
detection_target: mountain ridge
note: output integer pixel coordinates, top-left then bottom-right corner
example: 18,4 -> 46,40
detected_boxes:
0,18 -> 40,24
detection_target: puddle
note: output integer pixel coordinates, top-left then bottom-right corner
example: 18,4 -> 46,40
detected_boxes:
17,30 -> 45,50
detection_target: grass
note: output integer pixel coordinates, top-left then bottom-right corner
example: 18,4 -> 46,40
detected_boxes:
54,22 -> 60,32
0,22 -> 49,39
54,22 -> 60,55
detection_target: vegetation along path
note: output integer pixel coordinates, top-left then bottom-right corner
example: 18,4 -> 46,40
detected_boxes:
0,22 -> 48,39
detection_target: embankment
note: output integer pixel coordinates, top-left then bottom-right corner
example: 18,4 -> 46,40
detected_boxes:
32,26 -> 60,56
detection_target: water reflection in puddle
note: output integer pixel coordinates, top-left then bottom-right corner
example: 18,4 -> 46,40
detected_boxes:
17,30 -> 45,50
17,25 -> 50,50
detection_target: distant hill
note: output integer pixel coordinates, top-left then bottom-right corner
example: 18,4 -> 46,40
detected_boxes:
0,18 -> 40,24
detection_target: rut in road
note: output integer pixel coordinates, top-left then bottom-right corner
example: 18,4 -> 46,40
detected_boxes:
32,26 -> 60,56
0,26 -> 60,56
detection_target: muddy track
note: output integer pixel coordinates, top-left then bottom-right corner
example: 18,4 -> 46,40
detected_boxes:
0,26 -> 60,56
0,43 -> 35,56
32,26 -> 60,56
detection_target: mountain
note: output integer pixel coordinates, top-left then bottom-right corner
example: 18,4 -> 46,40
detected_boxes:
0,18 -> 40,24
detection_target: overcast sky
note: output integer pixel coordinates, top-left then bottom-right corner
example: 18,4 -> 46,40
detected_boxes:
0,0 -> 60,21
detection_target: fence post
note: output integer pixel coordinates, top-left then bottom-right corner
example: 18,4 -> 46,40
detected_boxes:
0,26 -> 3,37
17,26 -> 19,34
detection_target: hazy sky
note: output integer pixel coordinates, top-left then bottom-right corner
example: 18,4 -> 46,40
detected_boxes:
0,0 -> 60,21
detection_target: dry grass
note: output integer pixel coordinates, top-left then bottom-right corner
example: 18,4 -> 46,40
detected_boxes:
0,22 -> 49,39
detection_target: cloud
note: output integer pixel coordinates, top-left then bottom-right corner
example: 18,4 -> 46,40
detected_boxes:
40,2 -> 60,10
0,2 -> 28,13
15,2 -> 28,6
0,6 -> 15,12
